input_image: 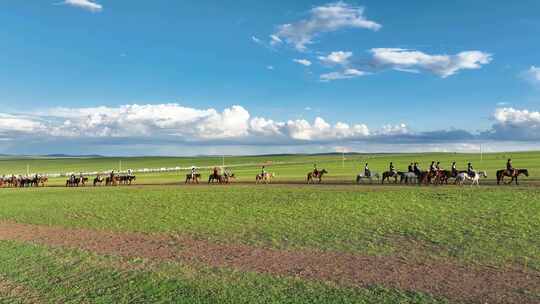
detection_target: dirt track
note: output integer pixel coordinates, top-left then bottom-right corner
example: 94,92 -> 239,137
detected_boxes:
0,222 -> 538,304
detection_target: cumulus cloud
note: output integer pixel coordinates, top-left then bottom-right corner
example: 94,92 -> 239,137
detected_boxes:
2,105 -> 540,153
40,104 -> 251,140
487,107 -> 540,140
272,2 -> 381,51
61,0 -> 103,12
318,51 -> 353,66
370,48 -> 492,78
320,68 -> 365,81
293,59 -> 312,66
522,66 -> 540,86
0,114 -> 44,135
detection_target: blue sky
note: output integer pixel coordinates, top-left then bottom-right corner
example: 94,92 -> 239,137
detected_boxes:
0,1 -> 539,155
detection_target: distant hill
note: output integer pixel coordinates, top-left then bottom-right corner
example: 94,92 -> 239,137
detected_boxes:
44,154 -> 104,158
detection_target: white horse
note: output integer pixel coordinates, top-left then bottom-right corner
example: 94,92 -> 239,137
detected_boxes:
356,172 -> 380,184
456,171 -> 487,186
401,172 -> 418,184
256,172 -> 275,184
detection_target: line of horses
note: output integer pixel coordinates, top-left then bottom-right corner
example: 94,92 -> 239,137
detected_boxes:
66,175 -> 137,187
0,166 -> 531,188
0,175 -> 49,188
185,172 -> 237,184
355,168 -> 529,186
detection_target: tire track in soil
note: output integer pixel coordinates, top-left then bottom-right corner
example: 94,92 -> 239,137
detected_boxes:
0,222 -> 538,304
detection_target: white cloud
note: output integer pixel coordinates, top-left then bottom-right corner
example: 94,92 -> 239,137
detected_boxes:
377,123 -> 410,136
3,105 -> 540,152
488,107 -> 540,140
62,0 -> 103,12
318,51 -> 353,66
270,35 -> 283,46
251,36 -> 262,44
293,59 -> 312,66
283,117 -> 370,140
273,2 -> 381,51
42,104 -> 251,140
320,68 -> 365,81
267,65 -> 275,70
522,66 -> 540,86
0,114 -> 44,134
370,48 -> 492,78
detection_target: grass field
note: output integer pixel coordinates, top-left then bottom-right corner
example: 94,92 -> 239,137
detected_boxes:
2,151 -> 540,185
0,152 -> 539,303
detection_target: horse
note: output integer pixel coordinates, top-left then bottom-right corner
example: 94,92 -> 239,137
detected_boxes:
436,170 -> 463,185
307,169 -> 328,184
222,173 -> 235,184
417,171 -> 438,185
355,172 -> 380,184
456,171 -> 488,186
36,176 -> 48,187
66,177 -> 85,187
185,173 -> 201,184
496,169 -> 529,185
256,172 -> 274,184
381,171 -> 400,184
93,176 -> 104,186
208,173 -> 223,184
119,175 -> 136,185
6,176 -> 18,188
399,172 -> 418,184
105,175 -> 120,186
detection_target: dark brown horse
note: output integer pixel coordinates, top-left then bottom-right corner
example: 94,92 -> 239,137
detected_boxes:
208,173 -> 223,184
105,175 -> 120,186
307,169 -> 328,184
381,171 -> 400,184
496,169 -> 529,185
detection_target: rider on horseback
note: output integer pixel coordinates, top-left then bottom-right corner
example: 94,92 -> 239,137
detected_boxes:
467,163 -> 474,177
313,164 -> 319,178
429,161 -> 437,174
451,162 -> 458,177
191,166 -> 197,179
364,163 -> 370,177
506,159 -> 514,176
413,162 -> 420,175
435,162 -> 441,171
389,162 -> 396,176
408,163 -> 414,173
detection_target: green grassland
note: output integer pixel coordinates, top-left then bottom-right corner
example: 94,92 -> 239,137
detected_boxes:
1,151 -> 539,185
0,152 -> 539,303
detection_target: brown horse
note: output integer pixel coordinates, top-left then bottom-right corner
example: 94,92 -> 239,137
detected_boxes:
208,173 -> 223,184
496,169 -> 529,185
307,169 -> 328,184
105,175 -> 120,186
35,176 -> 48,187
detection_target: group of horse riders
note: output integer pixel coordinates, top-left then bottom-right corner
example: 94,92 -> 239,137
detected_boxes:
1,173 -> 48,187
362,159 -> 516,179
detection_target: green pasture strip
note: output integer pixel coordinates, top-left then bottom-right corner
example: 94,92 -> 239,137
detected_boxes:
0,241 -> 448,304
2,152 -> 540,180
1,186 -> 539,270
